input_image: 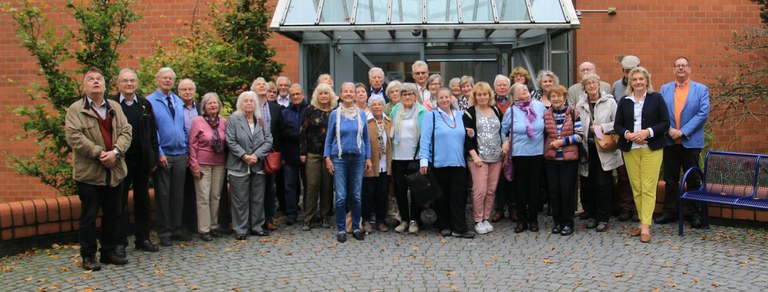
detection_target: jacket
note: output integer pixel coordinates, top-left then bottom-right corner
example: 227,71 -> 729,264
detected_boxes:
576,93 -> 623,175
263,99 -> 283,151
462,106 -> 503,160
615,92 -> 670,152
659,80 -> 710,149
281,101 -> 307,165
65,97 -> 132,187
364,116 -> 392,177
110,94 -> 159,169
225,112 -> 273,174
389,102 -> 428,158
543,106 -> 582,161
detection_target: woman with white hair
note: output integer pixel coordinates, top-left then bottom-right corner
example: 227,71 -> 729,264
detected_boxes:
225,91 -> 274,240
189,92 -> 227,241
362,94 -> 391,233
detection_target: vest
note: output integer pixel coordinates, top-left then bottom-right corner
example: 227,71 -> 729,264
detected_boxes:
543,108 -> 578,161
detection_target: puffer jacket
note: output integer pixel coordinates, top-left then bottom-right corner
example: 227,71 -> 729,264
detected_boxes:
65,97 -> 132,187
575,92 -> 623,176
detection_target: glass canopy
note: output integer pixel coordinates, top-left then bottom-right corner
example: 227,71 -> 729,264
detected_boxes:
271,0 -> 579,42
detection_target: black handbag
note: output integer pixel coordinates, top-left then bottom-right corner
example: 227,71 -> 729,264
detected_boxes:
404,112 -> 443,207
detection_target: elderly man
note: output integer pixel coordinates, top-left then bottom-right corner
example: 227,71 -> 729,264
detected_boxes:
276,76 -> 291,107
368,67 -> 388,103
610,56 -> 640,222
412,61 -> 430,105
147,67 -> 191,246
178,78 -> 200,233
111,68 -> 160,255
282,84 -> 308,227
491,74 -> 515,223
656,57 -> 710,229
251,77 -> 284,229
568,61 -> 611,106
65,67 -> 132,270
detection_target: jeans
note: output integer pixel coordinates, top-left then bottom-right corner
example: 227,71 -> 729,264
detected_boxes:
331,154 -> 365,232
391,160 -> 421,222
283,163 -> 303,220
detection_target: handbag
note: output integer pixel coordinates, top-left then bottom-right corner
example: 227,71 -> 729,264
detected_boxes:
258,118 -> 283,174
404,112 -> 443,207
596,132 -> 619,152
503,108 -> 515,181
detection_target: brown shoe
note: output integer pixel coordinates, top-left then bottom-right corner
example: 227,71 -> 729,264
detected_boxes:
630,228 -> 641,237
640,232 -> 651,243
263,221 -> 277,231
491,212 -> 504,223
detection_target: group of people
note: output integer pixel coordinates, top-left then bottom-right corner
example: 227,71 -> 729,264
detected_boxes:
64,55 -> 709,271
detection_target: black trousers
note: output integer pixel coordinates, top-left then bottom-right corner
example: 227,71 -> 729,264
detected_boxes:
391,160 -> 421,222
118,155 -> 152,245
545,160 -> 578,228
663,145 -> 702,217
77,181 -> 121,257
433,166 -> 469,233
513,155 -> 543,223
362,172 -> 389,225
494,172 -> 514,213
580,141 -> 614,223
182,168 -> 197,233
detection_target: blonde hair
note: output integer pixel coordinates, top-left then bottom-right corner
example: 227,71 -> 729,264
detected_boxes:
626,67 -> 654,96
469,82 -> 495,107
509,66 -> 532,84
310,83 -> 338,109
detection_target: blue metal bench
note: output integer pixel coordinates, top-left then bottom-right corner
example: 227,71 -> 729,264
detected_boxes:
678,150 -> 768,236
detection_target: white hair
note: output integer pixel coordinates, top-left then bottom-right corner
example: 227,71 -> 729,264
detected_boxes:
200,92 -> 220,115
276,76 -> 291,85
179,78 -> 196,90
155,67 -> 176,79
412,60 -> 428,71
250,77 -> 267,91
368,67 -> 384,78
494,74 -> 511,86
234,91 -> 262,120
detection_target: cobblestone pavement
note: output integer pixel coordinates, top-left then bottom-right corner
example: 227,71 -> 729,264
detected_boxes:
2,214 -> 767,291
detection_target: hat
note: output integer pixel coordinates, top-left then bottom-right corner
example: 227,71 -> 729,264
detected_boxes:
621,55 -> 640,69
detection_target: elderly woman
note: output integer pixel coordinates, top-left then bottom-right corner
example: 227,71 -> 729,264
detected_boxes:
543,86 -> 583,236
300,83 -> 337,230
615,67 -> 669,243
463,82 -> 503,235
355,82 -> 372,118
449,78 -> 462,99
226,91 -> 273,240
509,66 -> 532,89
384,80 -> 402,117
531,70 -> 560,108
424,74 -> 443,110
390,83 -> 428,234
189,93 -> 227,241
324,82 -> 372,243
362,95 -> 392,233
502,83 -> 546,233
420,88 -> 474,238
576,73 -> 622,233
456,75 -> 474,114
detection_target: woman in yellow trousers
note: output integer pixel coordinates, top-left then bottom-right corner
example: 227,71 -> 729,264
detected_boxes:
614,67 -> 669,243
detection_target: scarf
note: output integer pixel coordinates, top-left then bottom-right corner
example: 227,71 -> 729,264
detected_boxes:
336,104 -> 363,159
204,114 -> 225,152
392,105 -> 419,145
375,116 -> 387,158
516,99 -> 537,138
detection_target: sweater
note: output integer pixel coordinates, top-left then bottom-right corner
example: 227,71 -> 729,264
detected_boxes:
188,116 -> 227,171
419,109 -> 466,168
323,108 -> 372,159
501,100 -> 546,157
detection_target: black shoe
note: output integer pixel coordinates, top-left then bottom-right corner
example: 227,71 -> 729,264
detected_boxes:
135,240 -> 160,252
301,223 -> 311,231
529,222 -> 539,232
286,217 -> 297,226
551,225 -> 562,234
236,234 -> 248,240
81,256 -> 101,271
451,230 -> 476,238
618,209 -> 631,222
352,230 -> 365,241
200,233 -> 213,242
579,212 -> 591,220
596,222 -> 608,232
210,229 -> 225,238
514,223 -> 527,233
631,211 -> 640,222
114,244 -> 126,258
99,252 -> 128,265
170,232 -> 192,242
337,232 -> 347,243
691,216 -> 704,229
654,213 -> 677,225
560,226 -> 574,236
159,237 -> 172,247
585,219 -> 598,229
440,228 -> 452,237
251,230 -> 269,237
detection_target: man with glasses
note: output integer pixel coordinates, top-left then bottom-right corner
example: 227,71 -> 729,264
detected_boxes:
282,84 -> 308,227
178,78 -> 201,235
412,60 -> 430,104
568,61 -> 611,106
112,68 -> 160,255
276,76 -> 292,107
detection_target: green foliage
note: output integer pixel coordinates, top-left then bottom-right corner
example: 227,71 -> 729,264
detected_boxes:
140,0 -> 282,114
753,0 -> 768,25
2,0 -> 141,196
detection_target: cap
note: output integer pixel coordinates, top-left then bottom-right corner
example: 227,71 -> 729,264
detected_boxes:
621,55 -> 640,69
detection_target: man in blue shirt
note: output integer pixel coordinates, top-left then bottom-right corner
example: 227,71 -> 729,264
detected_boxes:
147,67 -> 191,246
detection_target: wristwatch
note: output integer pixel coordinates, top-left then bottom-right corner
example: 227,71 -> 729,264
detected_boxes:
113,149 -> 121,160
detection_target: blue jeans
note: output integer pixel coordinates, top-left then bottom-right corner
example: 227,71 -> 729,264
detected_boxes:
331,154 -> 365,232
283,164 -> 302,219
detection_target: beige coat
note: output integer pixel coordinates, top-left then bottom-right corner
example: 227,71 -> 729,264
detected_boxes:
575,93 -> 623,176
364,116 -> 392,178
65,97 -> 132,187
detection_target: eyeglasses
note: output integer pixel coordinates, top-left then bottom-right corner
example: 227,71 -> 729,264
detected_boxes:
675,64 -> 690,68
413,71 -> 428,75
120,79 -> 137,84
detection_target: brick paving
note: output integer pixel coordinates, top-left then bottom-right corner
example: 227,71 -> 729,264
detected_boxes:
1,214 -> 767,291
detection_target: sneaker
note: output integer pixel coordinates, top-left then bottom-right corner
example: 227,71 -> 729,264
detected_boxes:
475,222 -> 488,235
408,220 -> 419,234
596,222 -> 608,232
301,223 -> 311,231
440,228 -> 452,237
483,220 -> 494,233
394,221 -> 408,233
585,219 -> 598,229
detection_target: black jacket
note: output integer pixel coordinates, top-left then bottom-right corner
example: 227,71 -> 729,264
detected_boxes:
614,92 -> 670,152
110,94 -> 160,169
266,100 -> 283,151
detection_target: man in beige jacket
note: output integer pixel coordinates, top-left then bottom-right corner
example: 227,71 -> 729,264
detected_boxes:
65,67 -> 132,271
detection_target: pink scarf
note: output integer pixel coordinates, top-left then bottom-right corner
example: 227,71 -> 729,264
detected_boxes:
516,100 -> 536,138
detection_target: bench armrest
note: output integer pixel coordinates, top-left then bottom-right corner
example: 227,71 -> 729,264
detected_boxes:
679,166 -> 705,198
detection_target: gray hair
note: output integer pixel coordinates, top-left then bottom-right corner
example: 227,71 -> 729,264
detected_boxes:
200,92 -> 220,116
460,75 -> 475,86
317,73 -> 332,86
494,74 -> 511,86
536,70 -> 560,88
412,60 -> 428,71
155,67 -> 176,79
118,68 -> 137,78
386,80 -> 402,95
250,77 -> 267,91
277,76 -> 291,85
178,78 -> 196,90
368,67 -> 384,78
449,77 -> 460,87
580,73 -> 601,88
399,82 -> 422,104
368,95 -> 386,107
311,83 -> 338,109
290,83 -> 303,90
426,74 -> 442,86
510,83 -> 529,99
234,91 -> 262,120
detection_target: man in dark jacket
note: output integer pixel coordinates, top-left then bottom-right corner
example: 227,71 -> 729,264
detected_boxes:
252,77 -> 284,229
281,84 -> 308,226
111,68 -> 160,255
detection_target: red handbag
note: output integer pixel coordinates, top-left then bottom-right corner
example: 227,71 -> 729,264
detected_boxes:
263,149 -> 282,174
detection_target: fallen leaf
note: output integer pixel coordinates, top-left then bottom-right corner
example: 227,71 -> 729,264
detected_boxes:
351,274 -> 360,278
24,277 -> 32,282
140,283 -> 151,287
490,255 -> 497,259
484,262 -> 493,266
232,288 -> 241,291
575,282 -> 583,286
543,258 -> 552,264
598,283 -> 608,287
614,273 -> 623,277
446,271 -> 456,276
711,283 -> 719,287
425,264 -> 432,268
671,246 -> 681,250
196,253 -> 206,257
190,284 -> 199,290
